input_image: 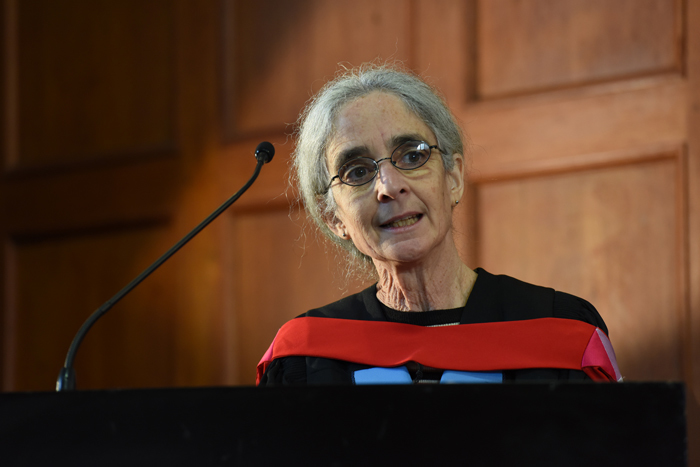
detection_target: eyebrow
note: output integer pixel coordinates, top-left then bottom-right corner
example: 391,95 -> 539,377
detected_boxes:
388,133 -> 426,150
333,145 -> 371,172
332,133 -> 429,172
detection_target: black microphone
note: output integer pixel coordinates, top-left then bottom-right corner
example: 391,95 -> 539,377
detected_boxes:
255,141 -> 275,163
56,142 -> 275,391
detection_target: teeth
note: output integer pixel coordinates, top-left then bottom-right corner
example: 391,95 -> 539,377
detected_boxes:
385,215 -> 420,228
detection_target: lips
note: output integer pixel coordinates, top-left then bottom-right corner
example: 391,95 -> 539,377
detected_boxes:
381,214 -> 422,228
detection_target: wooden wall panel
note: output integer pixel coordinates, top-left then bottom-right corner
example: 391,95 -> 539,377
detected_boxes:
477,0 -> 682,98
0,1 -> 9,391
1,0 -> 222,392
413,0 -> 476,106
477,158 -> 682,381
230,208 -> 371,385
8,225 -> 179,391
222,0 -> 412,138
0,0 -> 10,170
685,2 -> 700,463
3,157 -> 178,235
11,0 -> 175,169
464,77 -> 686,180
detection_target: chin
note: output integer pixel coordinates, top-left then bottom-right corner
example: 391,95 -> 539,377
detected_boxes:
376,242 -> 434,265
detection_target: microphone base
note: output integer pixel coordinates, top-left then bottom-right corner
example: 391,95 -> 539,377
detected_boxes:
56,367 -> 76,392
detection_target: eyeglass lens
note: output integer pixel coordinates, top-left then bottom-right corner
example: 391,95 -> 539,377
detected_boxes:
338,141 -> 432,186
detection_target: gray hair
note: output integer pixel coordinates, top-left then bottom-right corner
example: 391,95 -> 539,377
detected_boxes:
291,63 -> 466,278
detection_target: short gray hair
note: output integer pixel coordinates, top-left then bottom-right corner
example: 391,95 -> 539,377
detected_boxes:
291,63 -> 466,278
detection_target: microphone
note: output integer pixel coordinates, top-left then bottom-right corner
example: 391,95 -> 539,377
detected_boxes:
56,142 -> 275,391
255,141 -> 275,163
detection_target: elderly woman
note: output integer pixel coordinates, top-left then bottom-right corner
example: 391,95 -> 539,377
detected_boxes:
257,64 -> 620,386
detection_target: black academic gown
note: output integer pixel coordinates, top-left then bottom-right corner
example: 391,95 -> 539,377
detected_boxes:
259,268 -> 609,386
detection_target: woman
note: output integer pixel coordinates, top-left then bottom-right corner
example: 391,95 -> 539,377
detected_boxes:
258,64 -> 620,385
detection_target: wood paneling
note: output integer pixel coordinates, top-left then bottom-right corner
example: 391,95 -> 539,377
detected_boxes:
9,226 -> 177,391
413,0 -> 477,105
11,0 -> 176,169
3,157 -> 178,235
463,77 -> 686,180
1,0 -> 222,392
689,0 -> 700,396
477,158 -> 682,381
1,0 -> 12,171
230,207 -> 371,385
222,0 -> 412,138
477,0 -> 682,98
1,1 -> 12,389
685,1 -> 700,462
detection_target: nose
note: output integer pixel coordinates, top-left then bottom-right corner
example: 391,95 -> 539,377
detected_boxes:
375,157 -> 407,201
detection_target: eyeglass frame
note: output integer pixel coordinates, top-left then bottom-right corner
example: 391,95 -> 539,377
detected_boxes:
323,140 -> 443,193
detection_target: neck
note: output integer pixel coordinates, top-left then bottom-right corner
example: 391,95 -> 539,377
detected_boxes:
374,241 -> 476,312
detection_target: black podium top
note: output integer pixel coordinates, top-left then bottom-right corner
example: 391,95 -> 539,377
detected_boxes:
0,382 -> 686,466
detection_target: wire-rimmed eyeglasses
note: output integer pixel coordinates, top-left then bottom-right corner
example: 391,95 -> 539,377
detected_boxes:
324,140 -> 442,192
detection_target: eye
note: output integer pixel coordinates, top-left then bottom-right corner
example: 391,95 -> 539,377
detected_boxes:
340,158 -> 376,185
394,141 -> 431,169
401,150 -> 426,165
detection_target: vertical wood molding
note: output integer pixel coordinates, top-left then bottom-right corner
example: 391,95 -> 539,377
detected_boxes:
1,238 -> 16,391
685,3 -> 700,463
685,0 -> 700,428
2,0 -> 18,169
168,0 -> 226,387
679,143 -> 693,389
413,0 -> 477,106
219,211 -> 238,385
0,0 -> 17,392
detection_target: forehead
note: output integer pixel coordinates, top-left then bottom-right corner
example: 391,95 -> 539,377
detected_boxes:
326,92 -> 434,165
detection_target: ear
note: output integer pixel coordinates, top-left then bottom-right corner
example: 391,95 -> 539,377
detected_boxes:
323,211 -> 349,240
446,152 -> 465,204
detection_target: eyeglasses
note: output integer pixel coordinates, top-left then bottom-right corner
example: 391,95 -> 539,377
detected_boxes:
325,140 -> 441,192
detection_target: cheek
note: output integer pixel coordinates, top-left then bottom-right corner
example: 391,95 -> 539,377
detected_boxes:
336,199 -> 369,232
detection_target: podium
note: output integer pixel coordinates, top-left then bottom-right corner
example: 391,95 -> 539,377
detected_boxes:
0,383 -> 686,466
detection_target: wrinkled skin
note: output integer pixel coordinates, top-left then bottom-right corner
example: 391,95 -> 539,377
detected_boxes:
325,92 -> 476,311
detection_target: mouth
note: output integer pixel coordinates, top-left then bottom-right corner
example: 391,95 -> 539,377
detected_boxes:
381,214 -> 422,229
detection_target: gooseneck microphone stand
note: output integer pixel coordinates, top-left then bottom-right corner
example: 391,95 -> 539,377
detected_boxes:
56,142 -> 275,391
